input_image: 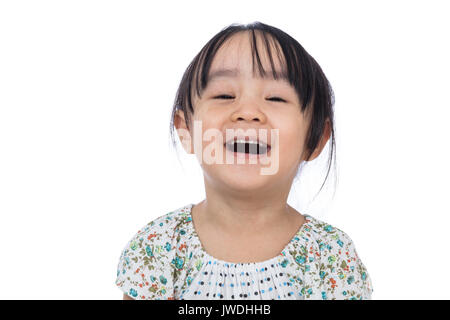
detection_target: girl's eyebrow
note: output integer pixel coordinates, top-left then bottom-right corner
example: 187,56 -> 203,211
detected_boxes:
207,68 -> 289,83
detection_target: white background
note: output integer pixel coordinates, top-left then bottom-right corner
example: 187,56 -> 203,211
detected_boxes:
0,0 -> 449,299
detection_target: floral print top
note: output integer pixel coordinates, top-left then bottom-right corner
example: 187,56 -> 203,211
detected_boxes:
115,203 -> 373,300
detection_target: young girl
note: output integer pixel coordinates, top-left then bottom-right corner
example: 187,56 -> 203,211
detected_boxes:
115,21 -> 373,300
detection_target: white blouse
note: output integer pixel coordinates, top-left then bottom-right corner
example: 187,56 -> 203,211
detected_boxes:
115,203 -> 373,300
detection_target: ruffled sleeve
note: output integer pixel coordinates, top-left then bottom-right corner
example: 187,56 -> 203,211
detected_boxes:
317,227 -> 374,300
115,221 -> 176,300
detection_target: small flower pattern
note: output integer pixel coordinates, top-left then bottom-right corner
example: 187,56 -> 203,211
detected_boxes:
115,203 -> 373,300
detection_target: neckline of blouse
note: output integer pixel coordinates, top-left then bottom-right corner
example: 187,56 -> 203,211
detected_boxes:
184,203 -> 314,267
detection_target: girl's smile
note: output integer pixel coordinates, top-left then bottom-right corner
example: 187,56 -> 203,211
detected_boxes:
224,136 -> 272,163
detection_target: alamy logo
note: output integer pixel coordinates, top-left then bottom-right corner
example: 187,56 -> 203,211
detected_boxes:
177,120 -> 279,175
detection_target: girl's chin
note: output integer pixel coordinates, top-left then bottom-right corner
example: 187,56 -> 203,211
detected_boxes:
218,174 -> 273,191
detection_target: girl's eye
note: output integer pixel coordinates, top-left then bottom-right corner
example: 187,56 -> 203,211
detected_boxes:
213,95 -> 286,103
214,95 -> 234,100
267,97 -> 286,103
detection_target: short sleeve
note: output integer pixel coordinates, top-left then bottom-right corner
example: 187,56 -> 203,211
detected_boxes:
319,229 -> 374,300
115,226 -> 175,300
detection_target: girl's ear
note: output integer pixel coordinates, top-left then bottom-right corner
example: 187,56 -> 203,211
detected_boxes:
174,109 -> 194,154
307,118 -> 331,162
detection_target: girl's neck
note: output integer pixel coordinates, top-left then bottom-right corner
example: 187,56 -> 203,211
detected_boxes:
193,198 -> 302,237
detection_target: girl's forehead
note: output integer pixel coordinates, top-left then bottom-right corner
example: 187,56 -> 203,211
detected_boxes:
207,67 -> 289,84
208,32 -> 286,81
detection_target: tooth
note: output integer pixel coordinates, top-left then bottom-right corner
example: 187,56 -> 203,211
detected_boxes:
233,139 -> 265,146
235,140 -> 257,144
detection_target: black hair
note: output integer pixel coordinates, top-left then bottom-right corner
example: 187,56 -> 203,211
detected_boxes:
169,21 -> 337,201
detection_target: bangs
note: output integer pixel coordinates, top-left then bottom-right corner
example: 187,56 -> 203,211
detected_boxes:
173,23 -> 324,134
193,30 -> 292,98
192,28 -> 314,113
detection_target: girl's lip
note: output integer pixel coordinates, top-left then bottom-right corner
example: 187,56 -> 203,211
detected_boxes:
223,143 -> 271,159
223,142 -> 271,152
224,139 -> 271,148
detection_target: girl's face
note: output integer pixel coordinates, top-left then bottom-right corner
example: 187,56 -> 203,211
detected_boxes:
176,32 -> 324,195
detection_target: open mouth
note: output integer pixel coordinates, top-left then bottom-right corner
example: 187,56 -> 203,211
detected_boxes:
224,139 -> 271,155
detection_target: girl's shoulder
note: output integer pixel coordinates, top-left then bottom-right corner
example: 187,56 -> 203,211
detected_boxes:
121,203 -> 193,249
115,203 -> 194,300
302,213 -> 357,250
299,214 -> 374,299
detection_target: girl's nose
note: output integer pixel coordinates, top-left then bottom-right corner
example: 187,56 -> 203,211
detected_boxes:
230,101 -> 267,123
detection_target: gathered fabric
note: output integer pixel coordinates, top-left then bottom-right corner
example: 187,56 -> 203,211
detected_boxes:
115,203 -> 373,300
